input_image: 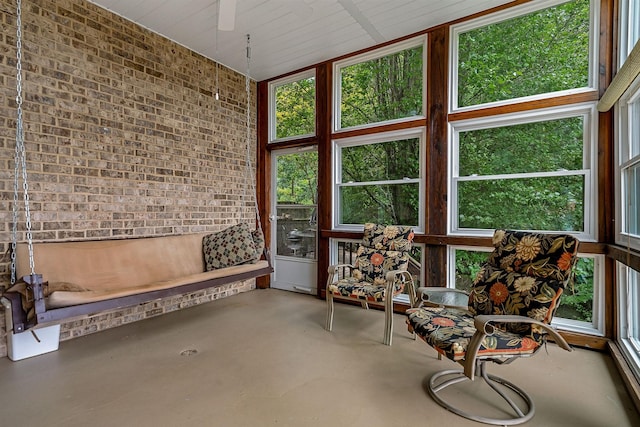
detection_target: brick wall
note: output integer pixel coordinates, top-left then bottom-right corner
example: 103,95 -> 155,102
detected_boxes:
0,0 -> 259,357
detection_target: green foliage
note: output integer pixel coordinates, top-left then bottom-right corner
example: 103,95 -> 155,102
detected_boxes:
340,138 -> 420,226
276,151 -> 318,205
457,0 -> 590,107
340,45 -> 423,128
555,257 -> 594,322
458,175 -> 585,231
459,117 -> 584,176
275,77 -> 315,139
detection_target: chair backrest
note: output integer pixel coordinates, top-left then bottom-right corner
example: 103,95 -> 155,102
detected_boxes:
468,230 -> 580,341
353,223 -> 414,285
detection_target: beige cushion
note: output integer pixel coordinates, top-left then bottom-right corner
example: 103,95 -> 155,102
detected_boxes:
15,234 -> 208,292
46,260 -> 269,308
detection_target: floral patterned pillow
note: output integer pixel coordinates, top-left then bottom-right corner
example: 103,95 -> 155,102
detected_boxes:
352,246 -> 409,285
361,223 -> 414,252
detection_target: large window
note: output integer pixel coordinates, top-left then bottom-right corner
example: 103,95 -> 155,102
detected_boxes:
445,0 -> 600,340
451,0 -> 595,111
333,130 -> 424,230
617,76 -> 640,251
269,70 -> 316,142
616,1 -> 640,381
334,38 -> 425,131
331,38 -> 426,230
618,264 -> 640,380
619,0 -> 640,65
450,104 -> 596,239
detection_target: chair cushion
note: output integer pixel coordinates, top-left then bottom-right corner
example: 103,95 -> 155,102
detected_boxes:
328,277 -> 405,303
488,230 -> 579,281
361,223 -> 414,251
468,264 -> 565,339
354,247 -> 409,284
406,307 -> 542,361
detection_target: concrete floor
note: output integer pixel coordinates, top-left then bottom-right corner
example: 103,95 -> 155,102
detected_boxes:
0,288 -> 638,427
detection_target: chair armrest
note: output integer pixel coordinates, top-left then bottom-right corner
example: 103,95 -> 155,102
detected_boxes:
473,314 -> 572,352
384,269 -> 415,307
462,314 -> 571,379
328,264 -> 354,274
327,264 -> 355,287
385,269 -> 412,283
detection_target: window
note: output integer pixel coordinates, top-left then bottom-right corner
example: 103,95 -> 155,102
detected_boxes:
618,263 -> 640,381
450,246 -> 604,335
450,104 -> 596,239
334,38 -> 425,131
615,1 -> 640,383
617,75 -> 640,251
451,0 -> 595,111
619,0 -> 640,65
333,130 -> 424,230
269,70 -> 315,142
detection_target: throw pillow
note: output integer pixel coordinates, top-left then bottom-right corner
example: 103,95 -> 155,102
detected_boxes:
203,223 -> 257,270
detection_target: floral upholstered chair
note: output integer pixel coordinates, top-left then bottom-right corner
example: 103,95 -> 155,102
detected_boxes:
325,223 -> 416,346
406,229 -> 579,425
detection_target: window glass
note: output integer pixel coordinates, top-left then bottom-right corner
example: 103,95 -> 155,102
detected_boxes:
336,134 -> 421,227
453,108 -> 592,235
458,175 -> 585,231
631,96 -> 640,159
619,78 -> 640,246
271,73 -> 315,141
341,138 -> 419,182
625,163 -> 640,237
618,264 -> 640,381
276,151 -> 318,204
620,0 -> 640,63
338,44 -> 423,129
456,0 -> 591,108
459,117 -> 584,176
339,183 -> 420,226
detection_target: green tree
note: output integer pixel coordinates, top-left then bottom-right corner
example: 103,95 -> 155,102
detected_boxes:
457,0 -> 590,107
275,77 -> 315,139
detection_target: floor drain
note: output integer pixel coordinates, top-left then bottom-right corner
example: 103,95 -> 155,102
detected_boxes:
180,349 -> 198,356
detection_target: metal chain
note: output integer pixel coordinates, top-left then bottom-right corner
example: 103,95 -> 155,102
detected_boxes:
10,0 -> 36,284
244,34 -> 262,230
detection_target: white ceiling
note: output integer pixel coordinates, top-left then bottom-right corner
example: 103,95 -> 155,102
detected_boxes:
87,0 -> 514,81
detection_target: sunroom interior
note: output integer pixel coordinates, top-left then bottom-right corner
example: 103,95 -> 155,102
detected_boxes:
1,0 -> 640,425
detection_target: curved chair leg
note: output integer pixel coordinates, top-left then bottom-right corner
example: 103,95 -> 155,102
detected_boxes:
427,362 -> 535,426
325,292 -> 334,331
383,294 -> 393,346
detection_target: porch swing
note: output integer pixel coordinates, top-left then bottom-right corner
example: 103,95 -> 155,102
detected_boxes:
2,0 -> 271,358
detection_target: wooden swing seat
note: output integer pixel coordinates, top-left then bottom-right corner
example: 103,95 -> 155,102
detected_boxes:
3,232 -> 272,333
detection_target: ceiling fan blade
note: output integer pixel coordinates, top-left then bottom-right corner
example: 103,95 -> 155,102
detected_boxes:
218,0 -> 236,31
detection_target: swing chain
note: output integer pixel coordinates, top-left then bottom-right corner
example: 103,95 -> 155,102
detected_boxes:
11,0 -> 36,285
244,34 -> 261,230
